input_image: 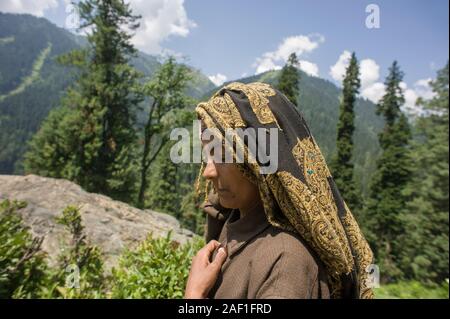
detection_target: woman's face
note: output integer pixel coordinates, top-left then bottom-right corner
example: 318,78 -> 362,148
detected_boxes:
200,121 -> 259,210
200,129 -> 259,210
203,160 -> 259,210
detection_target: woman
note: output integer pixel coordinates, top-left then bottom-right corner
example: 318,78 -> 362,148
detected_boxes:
184,82 -> 374,299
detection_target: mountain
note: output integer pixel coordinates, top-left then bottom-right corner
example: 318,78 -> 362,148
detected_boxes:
0,12 -> 384,196
0,174 -> 194,270
0,12 -> 215,174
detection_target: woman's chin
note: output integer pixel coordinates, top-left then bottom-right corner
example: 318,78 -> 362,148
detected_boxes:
218,195 -> 237,209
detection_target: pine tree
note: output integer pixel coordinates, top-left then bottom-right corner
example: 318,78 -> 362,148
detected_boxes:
146,143 -> 181,216
399,62 -> 449,284
330,52 -> 361,214
277,52 -> 300,106
25,0 -> 142,203
24,105 -> 78,179
365,61 -> 413,282
137,57 -> 191,208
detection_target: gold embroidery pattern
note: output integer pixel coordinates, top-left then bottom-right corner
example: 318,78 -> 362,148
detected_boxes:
292,137 -> 353,267
341,202 -> 375,299
266,171 -> 353,276
196,92 -> 246,130
224,82 -> 278,125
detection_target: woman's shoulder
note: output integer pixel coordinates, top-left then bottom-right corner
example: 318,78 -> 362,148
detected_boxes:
249,226 -> 329,298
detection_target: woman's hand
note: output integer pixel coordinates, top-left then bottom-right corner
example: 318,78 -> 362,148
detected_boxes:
184,240 -> 227,299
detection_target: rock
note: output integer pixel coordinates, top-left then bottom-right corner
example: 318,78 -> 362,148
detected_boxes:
0,174 -> 196,271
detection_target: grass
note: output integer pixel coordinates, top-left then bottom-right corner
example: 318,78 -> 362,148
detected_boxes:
374,280 -> 449,299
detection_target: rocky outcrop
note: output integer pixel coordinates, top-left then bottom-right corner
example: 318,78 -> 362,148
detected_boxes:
0,174 -> 195,270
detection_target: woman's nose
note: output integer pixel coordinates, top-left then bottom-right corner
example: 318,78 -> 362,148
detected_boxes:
203,161 -> 218,180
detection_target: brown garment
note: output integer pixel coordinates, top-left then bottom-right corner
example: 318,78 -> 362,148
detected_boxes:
207,205 -> 331,299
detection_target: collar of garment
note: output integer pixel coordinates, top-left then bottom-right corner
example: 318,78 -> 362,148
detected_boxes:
221,202 -> 271,258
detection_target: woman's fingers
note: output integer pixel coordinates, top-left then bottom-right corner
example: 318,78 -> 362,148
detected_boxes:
202,240 -> 221,255
196,240 -> 220,260
184,241 -> 226,299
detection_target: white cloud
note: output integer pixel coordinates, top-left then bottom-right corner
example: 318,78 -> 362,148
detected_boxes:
360,78 -> 435,116
329,50 -> 351,82
208,73 -> 227,87
299,60 -> 319,77
414,78 -> 435,100
0,0 -> 196,55
0,0 -> 58,16
399,80 -> 436,116
253,56 -> 282,74
330,51 -> 384,103
361,82 -> 385,104
128,0 -> 196,54
253,34 -> 324,74
330,51 -> 380,89
360,59 -> 380,89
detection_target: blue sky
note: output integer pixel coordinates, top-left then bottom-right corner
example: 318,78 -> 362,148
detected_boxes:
172,0 -> 448,83
0,0 -> 448,112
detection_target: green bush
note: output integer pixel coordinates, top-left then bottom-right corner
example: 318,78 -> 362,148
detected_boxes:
4,198 -> 450,300
0,199 -> 48,298
110,233 -> 204,299
45,205 -> 107,299
374,280 -> 449,299
1,198 -> 204,298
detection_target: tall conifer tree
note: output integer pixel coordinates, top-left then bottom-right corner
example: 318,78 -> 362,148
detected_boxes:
366,61 -> 413,281
277,52 -> 300,106
330,52 -> 361,213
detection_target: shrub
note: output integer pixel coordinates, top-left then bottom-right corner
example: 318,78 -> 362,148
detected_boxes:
374,280 -> 449,299
110,232 -> 204,298
0,199 -> 48,298
1,199 -> 204,299
44,205 -> 106,298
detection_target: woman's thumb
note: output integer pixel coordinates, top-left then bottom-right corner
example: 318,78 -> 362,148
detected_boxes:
211,247 -> 227,268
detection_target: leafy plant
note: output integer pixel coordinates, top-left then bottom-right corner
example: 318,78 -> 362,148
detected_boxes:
374,280 -> 449,299
0,199 -> 48,298
110,232 -> 204,299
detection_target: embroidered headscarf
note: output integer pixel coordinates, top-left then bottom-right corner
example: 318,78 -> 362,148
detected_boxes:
195,82 -> 374,299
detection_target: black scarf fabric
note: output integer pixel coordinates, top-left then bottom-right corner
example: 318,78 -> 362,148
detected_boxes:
196,82 -> 374,299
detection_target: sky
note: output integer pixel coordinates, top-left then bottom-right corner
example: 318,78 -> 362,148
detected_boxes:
0,0 -> 448,114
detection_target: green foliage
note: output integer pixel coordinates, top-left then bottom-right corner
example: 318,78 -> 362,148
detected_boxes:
374,280 -> 449,299
23,0 -> 143,203
0,13 -> 214,175
24,105 -> 79,179
180,190 -> 206,236
330,52 -> 362,214
110,233 -> 204,298
1,198 -> 204,299
277,52 -> 300,106
137,56 -> 192,207
146,143 -> 182,215
0,12 -> 80,174
397,63 -> 449,284
0,199 -> 48,298
365,61 -> 414,282
40,205 -> 106,299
